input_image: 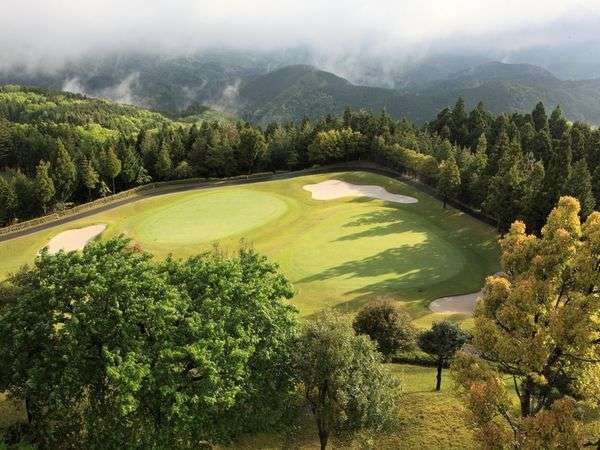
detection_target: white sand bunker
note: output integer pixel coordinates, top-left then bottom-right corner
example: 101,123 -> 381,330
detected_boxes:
303,180 -> 418,204
429,273 -> 505,314
429,292 -> 481,315
46,224 -> 107,254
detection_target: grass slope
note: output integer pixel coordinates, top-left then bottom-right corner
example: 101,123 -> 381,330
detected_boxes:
0,171 -> 499,321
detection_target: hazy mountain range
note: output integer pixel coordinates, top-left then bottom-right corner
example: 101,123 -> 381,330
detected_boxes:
2,50 -> 600,125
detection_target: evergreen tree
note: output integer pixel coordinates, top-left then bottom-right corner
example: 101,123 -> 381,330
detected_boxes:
13,171 -> 35,218
34,160 -> 55,213
154,142 -> 173,180
565,159 -> 596,218
570,124 -> 588,161
593,165 -> 600,207
532,102 -> 549,132
0,177 -> 17,225
82,158 -> 99,200
546,130 -> 573,202
451,97 -> 468,146
101,146 -> 122,194
549,105 -> 568,140
467,102 -> 491,147
52,139 -> 76,202
532,130 -> 553,164
437,156 -> 461,208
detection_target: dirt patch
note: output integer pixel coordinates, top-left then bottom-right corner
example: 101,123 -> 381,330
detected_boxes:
303,180 -> 418,203
46,224 -> 107,254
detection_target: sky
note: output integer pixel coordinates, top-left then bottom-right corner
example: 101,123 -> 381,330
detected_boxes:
1,0 -> 600,71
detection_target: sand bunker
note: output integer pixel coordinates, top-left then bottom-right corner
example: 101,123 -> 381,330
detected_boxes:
303,180 -> 418,203
46,224 -> 107,254
429,291 -> 481,315
429,273 -> 505,314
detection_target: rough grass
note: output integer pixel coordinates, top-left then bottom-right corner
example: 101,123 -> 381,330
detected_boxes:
226,364 -> 477,449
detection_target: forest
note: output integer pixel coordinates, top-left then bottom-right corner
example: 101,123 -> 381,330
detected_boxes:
0,85 -> 598,235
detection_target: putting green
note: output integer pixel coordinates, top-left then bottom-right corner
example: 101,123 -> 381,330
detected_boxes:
0,172 -> 500,318
123,190 -> 287,247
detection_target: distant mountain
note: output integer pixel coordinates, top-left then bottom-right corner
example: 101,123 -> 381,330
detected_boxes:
0,50 -> 303,113
4,51 -> 600,126
236,62 -> 600,125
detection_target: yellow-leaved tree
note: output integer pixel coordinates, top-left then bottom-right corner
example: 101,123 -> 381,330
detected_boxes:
452,196 -> 600,449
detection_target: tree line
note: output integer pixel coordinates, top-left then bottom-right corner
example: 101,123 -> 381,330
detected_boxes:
1,86 -> 599,235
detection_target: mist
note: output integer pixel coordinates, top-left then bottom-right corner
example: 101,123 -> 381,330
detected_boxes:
1,0 -> 599,75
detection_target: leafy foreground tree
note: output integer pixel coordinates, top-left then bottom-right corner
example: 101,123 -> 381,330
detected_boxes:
0,237 -> 297,449
353,300 -> 416,360
451,196 -> 600,449
294,311 -> 400,450
418,321 -> 469,391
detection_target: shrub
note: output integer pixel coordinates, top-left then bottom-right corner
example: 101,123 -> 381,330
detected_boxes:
353,300 -> 416,359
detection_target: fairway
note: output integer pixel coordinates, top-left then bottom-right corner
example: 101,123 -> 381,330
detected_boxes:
0,171 -> 500,318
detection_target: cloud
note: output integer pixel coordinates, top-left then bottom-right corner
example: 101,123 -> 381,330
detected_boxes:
0,0 -> 599,71
62,73 -> 142,105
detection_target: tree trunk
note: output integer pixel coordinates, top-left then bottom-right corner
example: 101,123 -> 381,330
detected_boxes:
25,395 -> 33,425
520,384 -> 532,417
112,177 -> 116,195
443,198 -> 447,209
317,419 -> 329,450
436,359 -> 443,391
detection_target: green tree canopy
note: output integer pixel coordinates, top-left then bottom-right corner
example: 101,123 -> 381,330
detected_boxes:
33,160 -> 54,213
0,237 -> 298,448
418,321 -> 469,391
353,300 -> 416,359
294,311 -> 399,449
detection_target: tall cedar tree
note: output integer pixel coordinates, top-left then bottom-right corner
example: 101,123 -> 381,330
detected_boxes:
81,158 -> 99,200
34,160 -> 54,213
52,139 -> 76,202
101,146 -> 122,194
437,156 -> 461,208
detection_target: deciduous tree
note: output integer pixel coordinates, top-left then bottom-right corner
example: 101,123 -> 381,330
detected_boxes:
418,321 -> 469,391
353,300 -> 416,359
295,311 -> 399,449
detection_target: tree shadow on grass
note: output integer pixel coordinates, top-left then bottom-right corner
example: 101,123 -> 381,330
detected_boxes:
298,241 -> 451,284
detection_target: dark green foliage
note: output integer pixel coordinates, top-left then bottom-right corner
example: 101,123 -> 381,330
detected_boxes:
52,139 -> 76,202
0,237 -> 298,448
418,321 -> 470,391
437,155 -> 461,208
33,160 -> 54,213
532,102 -> 549,132
565,159 -> 596,218
353,300 -> 416,359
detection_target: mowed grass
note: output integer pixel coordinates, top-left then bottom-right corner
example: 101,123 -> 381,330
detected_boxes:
0,171 -> 499,320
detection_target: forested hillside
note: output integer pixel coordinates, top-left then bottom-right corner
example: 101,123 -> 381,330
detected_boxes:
4,52 -> 600,125
238,63 -> 600,125
1,85 -> 598,237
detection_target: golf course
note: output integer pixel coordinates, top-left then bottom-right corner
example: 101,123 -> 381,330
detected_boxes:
0,171 -> 500,321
